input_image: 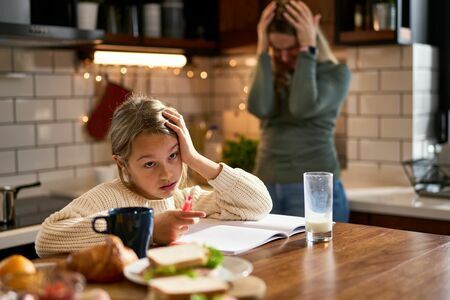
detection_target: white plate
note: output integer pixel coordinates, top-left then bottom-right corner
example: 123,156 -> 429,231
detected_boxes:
124,256 -> 253,285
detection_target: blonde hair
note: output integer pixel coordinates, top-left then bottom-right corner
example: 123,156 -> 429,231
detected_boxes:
110,94 -> 188,189
267,1 -> 338,103
316,28 -> 338,64
268,1 -> 337,64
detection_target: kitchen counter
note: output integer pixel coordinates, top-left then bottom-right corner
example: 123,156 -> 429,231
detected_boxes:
2,177 -> 449,251
346,186 -> 450,221
0,196 -> 72,250
340,169 -> 450,222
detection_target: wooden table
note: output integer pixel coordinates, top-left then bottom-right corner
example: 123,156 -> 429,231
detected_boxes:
243,223 -> 450,299
37,223 -> 450,299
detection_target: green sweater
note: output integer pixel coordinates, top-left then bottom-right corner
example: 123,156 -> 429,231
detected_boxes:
248,51 -> 351,184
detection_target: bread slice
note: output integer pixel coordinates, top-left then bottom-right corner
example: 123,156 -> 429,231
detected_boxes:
147,243 -> 208,270
149,275 -> 229,300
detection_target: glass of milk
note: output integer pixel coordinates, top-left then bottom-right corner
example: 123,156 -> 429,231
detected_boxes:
304,172 -> 333,243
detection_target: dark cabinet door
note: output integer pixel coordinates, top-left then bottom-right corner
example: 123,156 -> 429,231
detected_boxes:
218,0 -> 263,50
303,0 -> 336,45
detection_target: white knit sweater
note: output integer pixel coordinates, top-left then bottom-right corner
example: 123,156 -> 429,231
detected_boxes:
35,164 -> 272,257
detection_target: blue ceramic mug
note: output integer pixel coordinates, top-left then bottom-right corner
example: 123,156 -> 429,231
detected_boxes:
92,207 -> 154,258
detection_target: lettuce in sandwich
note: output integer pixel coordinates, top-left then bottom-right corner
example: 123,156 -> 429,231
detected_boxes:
143,243 -> 224,280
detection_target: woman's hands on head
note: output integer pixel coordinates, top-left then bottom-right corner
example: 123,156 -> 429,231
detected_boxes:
257,1 -> 276,55
153,210 -> 206,245
283,1 -> 320,48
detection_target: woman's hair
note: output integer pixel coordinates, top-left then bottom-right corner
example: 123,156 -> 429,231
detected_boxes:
268,0 -> 338,64
267,0 -> 338,105
110,94 -> 188,188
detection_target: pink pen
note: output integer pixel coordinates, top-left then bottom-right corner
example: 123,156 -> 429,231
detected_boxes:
182,195 -> 192,212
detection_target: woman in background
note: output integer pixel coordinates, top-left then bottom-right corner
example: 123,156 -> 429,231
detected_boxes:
248,0 -> 351,221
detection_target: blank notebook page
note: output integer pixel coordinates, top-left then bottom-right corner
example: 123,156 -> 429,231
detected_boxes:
179,225 -> 285,255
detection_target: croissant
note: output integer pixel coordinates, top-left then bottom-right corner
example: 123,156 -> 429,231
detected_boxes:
66,235 -> 138,283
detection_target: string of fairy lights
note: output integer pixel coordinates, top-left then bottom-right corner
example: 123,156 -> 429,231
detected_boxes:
81,66 -> 209,83
78,56 -> 257,124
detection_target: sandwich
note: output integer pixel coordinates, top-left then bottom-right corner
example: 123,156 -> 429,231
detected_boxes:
143,243 -> 223,280
149,275 -> 229,300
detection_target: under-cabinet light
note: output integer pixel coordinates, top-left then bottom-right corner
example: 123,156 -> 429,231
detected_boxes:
93,51 -> 187,68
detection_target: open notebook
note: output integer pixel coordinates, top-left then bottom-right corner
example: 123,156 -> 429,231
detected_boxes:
179,214 -> 306,255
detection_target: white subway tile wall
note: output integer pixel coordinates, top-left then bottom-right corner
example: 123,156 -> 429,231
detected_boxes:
35,74 -> 72,96
0,49 -> 214,188
380,70 -> 412,91
16,98 -> 54,122
358,46 -> 401,69
380,117 -> 412,139
13,49 -> 53,73
0,45 -> 439,189
346,139 -> 358,160
345,44 -> 438,184
54,50 -> 76,73
0,99 -> 14,122
0,125 -> 35,149
360,140 -> 401,162
18,147 -> 55,172
57,144 -> 91,168
0,48 -> 12,71
92,142 -> 112,164
37,123 -> 73,145
0,75 -> 33,97
56,98 -> 90,120
345,95 -> 358,114
348,117 -> 379,138
402,93 -> 413,115
73,74 -> 95,96
349,71 -> 379,92
359,94 -> 401,115
0,151 -> 15,174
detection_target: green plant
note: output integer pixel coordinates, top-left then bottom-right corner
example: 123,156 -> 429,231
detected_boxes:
222,135 -> 258,172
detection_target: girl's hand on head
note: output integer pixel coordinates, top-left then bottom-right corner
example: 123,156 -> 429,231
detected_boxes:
283,1 -> 320,48
163,108 -> 222,181
163,109 -> 199,166
257,1 -> 276,55
153,210 -> 206,245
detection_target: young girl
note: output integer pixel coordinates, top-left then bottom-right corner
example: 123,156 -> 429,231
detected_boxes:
35,95 -> 272,257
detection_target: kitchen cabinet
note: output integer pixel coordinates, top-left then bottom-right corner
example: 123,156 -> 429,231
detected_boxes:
90,0 -> 265,54
350,211 -> 450,235
96,0 -> 340,54
218,0 -> 336,52
217,0 -> 262,51
304,0 -> 336,45
92,0 -> 218,54
335,0 -> 430,45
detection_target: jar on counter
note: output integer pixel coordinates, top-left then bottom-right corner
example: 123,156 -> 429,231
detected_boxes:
143,3 -> 161,37
162,0 -> 184,38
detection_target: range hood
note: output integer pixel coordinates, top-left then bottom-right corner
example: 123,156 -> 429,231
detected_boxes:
0,22 -> 104,47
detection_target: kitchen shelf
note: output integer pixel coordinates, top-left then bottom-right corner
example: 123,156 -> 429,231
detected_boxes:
103,33 -> 141,46
93,33 -> 218,55
339,30 -> 396,45
335,0 -> 430,46
141,37 -> 217,52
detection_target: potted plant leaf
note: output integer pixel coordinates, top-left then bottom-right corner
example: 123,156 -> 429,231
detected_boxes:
222,135 -> 259,172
